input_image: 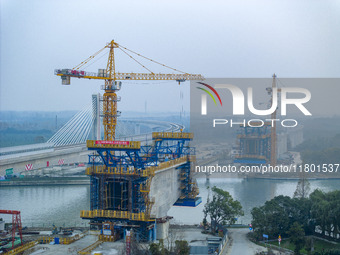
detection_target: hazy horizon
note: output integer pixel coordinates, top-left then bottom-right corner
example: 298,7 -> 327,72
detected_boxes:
1,0 -> 339,112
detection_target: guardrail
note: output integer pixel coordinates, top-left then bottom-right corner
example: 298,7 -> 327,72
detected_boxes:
78,240 -> 103,255
218,234 -> 229,255
80,209 -> 154,222
38,234 -> 84,245
152,132 -> 193,140
4,241 -> 38,255
98,234 -> 117,242
153,156 -> 188,172
87,140 -> 141,150
86,156 -> 188,176
86,165 -> 154,177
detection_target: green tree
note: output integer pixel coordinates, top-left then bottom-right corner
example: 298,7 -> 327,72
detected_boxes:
149,243 -> 161,255
311,189 -> 340,239
174,240 -> 190,255
287,222 -> 305,255
149,242 -> 170,255
314,250 -> 340,255
251,196 -> 292,240
305,237 -> 314,255
203,186 -> 243,233
310,189 -> 332,237
251,195 -> 313,240
294,176 -> 311,199
328,191 -> 340,239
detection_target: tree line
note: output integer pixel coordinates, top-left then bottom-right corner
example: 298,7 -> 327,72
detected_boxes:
251,189 -> 340,240
251,190 -> 340,254
296,134 -> 340,165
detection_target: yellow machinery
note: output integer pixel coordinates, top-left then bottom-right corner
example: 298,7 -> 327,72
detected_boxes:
56,40 -> 202,242
55,40 -> 204,141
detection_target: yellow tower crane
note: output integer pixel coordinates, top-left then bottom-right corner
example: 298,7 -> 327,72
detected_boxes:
55,40 -> 204,141
270,74 -> 277,167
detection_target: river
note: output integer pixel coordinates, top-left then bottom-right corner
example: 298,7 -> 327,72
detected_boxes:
0,178 -> 339,227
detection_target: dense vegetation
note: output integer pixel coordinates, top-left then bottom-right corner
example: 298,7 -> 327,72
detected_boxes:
251,190 -> 340,254
295,134 -> 340,165
251,190 -> 340,240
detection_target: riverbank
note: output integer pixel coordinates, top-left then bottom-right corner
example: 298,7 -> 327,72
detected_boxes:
0,176 -> 90,186
194,171 -> 340,180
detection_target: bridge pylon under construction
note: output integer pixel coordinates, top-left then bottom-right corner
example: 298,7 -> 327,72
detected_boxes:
55,40 -> 203,241
80,131 -> 201,241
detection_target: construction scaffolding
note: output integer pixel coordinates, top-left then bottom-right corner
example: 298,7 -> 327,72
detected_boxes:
55,40 -> 202,242
234,74 -> 279,166
81,131 -> 200,241
234,122 -> 271,164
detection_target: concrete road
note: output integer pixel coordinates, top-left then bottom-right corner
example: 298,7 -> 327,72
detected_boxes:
225,228 -> 267,255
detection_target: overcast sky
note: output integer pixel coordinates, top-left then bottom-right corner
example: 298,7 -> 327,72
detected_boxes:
1,0 -> 339,113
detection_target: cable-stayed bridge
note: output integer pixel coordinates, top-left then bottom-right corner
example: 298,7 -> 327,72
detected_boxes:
47,94 -> 182,147
0,96 -> 200,241
0,94 -> 184,175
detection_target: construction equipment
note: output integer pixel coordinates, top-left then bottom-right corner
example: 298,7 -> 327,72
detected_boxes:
269,74 -> 278,166
55,40 -> 204,141
234,74 -> 279,166
51,224 -> 59,235
56,40 -> 202,242
0,210 -> 23,250
81,131 -> 198,241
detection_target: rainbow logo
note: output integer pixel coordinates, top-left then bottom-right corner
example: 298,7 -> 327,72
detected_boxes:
196,82 -> 222,106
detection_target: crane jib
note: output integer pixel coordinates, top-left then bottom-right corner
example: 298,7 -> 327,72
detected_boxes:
55,69 -> 203,82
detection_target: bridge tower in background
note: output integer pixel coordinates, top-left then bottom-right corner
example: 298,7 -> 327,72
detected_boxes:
92,94 -> 101,140
234,74 -> 279,166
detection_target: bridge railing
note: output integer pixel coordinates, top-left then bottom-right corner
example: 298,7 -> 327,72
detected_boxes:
4,241 -> 38,255
152,132 -> 193,140
150,156 -> 188,173
86,156 -> 190,176
86,140 -> 141,150
86,166 -> 155,177
38,234 -> 84,245
80,209 -> 153,222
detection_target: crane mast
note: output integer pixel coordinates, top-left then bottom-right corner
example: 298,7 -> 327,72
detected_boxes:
103,41 -> 119,141
270,74 -> 277,166
55,40 -> 202,243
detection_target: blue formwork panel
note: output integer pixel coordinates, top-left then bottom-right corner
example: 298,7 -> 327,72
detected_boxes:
173,197 -> 202,207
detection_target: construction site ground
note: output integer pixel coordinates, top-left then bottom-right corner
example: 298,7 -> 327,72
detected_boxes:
19,225 -> 214,255
27,234 -> 124,255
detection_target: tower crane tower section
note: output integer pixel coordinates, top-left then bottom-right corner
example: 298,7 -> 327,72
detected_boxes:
55,40 -> 203,141
55,40 -> 203,241
234,74 -> 279,166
